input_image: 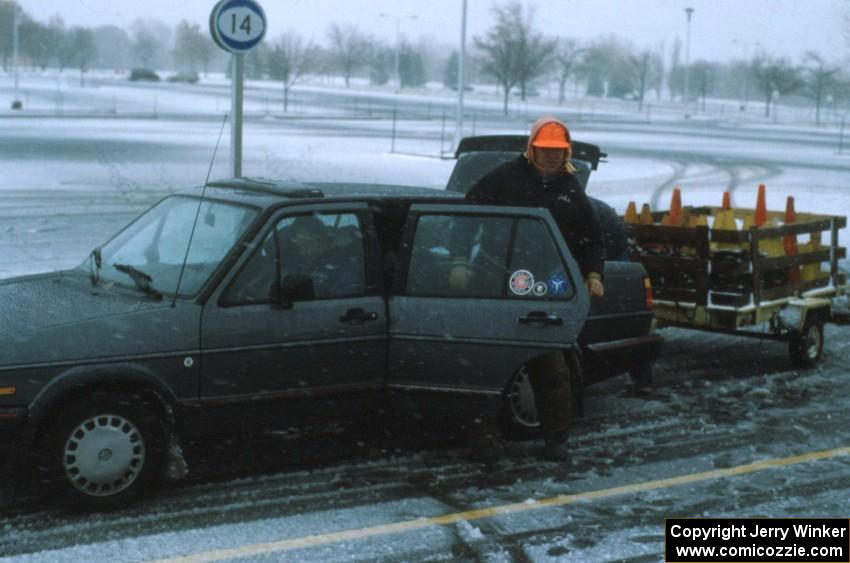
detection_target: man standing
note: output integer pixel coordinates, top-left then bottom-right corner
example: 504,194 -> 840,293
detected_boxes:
454,116 -> 605,461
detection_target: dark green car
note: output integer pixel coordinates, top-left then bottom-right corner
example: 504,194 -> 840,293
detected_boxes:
0,179 -> 592,509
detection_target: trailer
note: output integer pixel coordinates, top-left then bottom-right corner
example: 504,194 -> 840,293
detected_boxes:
627,202 -> 848,367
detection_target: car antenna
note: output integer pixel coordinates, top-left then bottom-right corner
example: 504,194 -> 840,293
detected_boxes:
171,114 -> 229,308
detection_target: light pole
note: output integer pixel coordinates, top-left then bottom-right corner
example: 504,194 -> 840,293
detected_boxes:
12,3 -> 21,109
452,0 -> 468,153
379,12 -> 417,91
683,7 -> 694,115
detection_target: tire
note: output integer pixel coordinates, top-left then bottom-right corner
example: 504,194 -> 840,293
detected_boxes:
503,351 -> 580,438
789,315 -> 825,368
504,366 -> 541,437
44,393 -> 165,510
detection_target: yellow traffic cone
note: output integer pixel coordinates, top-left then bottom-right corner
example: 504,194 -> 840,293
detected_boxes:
639,204 -> 654,225
624,201 -> 639,224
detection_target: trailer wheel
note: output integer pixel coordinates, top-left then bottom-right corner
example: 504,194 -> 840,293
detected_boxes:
789,316 -> 824,368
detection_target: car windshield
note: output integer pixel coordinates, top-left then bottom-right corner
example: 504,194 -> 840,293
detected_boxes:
89,196 -> 258,298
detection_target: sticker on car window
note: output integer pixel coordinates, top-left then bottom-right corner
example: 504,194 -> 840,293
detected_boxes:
509,269 -> 534,296
532,282 -> 548,297
547,273 -> 569,296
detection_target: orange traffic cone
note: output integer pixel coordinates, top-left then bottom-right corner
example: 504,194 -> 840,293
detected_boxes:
754,184 -> 767,227
662,188 -> 683,226
784,196 -> 800,284
639,203 -> 654,225
624,201 -> 639,224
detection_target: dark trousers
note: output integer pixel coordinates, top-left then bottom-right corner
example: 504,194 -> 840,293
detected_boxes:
526,351 -> 572,442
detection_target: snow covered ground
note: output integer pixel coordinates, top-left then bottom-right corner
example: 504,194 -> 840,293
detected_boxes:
0,74 -> 849,562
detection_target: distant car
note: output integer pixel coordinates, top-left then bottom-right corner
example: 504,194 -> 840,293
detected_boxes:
129,68 -> 161,82
167,71 -> 199,84
0,179 -> 595,508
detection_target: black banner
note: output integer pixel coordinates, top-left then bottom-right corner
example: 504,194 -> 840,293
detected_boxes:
666,518 -> 849,562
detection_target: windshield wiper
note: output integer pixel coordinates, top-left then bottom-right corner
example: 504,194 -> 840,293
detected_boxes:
90,247 -> 102,286
113,263 -> 163,300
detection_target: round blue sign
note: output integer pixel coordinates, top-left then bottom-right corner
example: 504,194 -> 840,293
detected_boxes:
209,0 -> 267,54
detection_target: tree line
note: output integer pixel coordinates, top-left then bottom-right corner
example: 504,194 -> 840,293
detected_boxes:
1,0 -> 846,122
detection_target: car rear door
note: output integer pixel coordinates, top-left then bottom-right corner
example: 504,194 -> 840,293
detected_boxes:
200,202 -> 386,410
387,203 -> 590,396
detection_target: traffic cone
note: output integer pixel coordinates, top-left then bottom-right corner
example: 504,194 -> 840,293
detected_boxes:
802,231 -> 824,282
783,196 -> 800,284
721,191 -> 731,210
624,201 -> 639,224
755,184 -> 767,227
639,203 -> 654,225
662,188 -> 683,226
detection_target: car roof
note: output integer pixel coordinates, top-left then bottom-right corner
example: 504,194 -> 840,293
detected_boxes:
190,177 -> 464,207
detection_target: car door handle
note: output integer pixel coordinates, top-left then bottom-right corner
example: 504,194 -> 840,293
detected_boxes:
519,311 -> 564,326
340,308 -> 379,324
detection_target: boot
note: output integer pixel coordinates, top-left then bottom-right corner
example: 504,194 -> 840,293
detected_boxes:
541,439 -> 569,462
469,434 -> 504,463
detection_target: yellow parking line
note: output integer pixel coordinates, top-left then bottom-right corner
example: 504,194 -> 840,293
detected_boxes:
152,446 -> 850,563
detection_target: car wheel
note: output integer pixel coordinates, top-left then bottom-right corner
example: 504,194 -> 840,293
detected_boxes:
505,366 -> 541,436
789,316 -> 824,368
45,394 -> 165,509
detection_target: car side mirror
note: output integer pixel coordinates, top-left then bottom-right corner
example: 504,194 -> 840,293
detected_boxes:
274,274 -> 315,307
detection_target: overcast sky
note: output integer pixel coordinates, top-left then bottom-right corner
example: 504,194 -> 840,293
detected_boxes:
18,0 -> 850,64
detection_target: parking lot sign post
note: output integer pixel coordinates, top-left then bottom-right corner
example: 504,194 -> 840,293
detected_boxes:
209,0 -> 267,177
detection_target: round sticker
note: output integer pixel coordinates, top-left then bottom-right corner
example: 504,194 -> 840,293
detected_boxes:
548,273 -> 569,296
509,270 -> 534,296
532,282 -> 548,297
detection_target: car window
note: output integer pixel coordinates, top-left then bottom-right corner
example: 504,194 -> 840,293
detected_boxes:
224,211 -> 367,305
100,196 -> 257,297
405,213 -> 573,300
221,231 -> 278,305
509,218 -> 575,300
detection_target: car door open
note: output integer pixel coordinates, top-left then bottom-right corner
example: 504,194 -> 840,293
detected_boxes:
387,203 -> 590,396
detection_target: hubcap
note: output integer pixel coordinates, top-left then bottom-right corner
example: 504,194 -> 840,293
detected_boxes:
806,325 -> 821,360
63,414 -> 145,497
509,367 -> 540,428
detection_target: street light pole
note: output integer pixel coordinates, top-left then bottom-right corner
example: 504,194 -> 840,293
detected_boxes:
452,0 -> 468,153
12,3 -> 20,95
683,7 -> 694,115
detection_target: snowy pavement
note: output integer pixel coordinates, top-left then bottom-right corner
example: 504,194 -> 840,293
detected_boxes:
0,77 -> 849,562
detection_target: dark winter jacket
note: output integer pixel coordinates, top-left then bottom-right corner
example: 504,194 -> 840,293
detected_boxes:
467,155 -> 605,279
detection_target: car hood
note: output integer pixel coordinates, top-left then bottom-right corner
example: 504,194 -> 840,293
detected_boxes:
0,271 -> 155,337
0,271 -> 199,368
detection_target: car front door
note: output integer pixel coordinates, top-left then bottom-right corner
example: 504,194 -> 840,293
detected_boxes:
387,204 -> 589,397
200,202 -> 386,417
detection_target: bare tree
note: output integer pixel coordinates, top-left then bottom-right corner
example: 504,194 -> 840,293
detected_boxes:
690,60 -> 714,111
92,25 -> 133,72
629,50 -> 661,111
514,6 -> 556,101
131,19 -> 171,69
267,32 -> 316,112
802,52 -> 841,125
751,55 -> 803,117
475,2 -> 552,114
326,24 -> 372,88
66,27 -> 96,86
172,20 -> 214,74
554,38 -> 582,105
668,38 -> 682,101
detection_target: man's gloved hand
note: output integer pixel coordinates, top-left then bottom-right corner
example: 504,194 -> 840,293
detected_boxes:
586,275 -> 604,298
449,262 -> 472,290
